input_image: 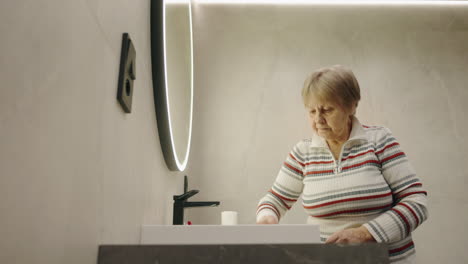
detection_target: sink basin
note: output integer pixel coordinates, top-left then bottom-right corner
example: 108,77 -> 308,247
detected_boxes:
140,224 -> 320,245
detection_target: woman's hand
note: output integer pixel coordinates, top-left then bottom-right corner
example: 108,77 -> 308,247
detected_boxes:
256,215 -> 279,224
325,226 -> 375,244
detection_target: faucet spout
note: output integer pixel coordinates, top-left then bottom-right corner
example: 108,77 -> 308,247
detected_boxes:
174,189 -> 199,201
183,201 -> 220,207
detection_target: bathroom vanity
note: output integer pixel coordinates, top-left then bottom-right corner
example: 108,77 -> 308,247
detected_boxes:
98,225 -> 389,263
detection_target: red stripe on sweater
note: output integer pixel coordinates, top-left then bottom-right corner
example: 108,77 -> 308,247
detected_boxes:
268,190 -> 294,209
312,203 -> 392,218
362,125 -> 382,129
341,149 -> 375,162
304,192 -> 392,209
342,159 -> 380,170
389,241 -> 414,254
305,160 -> 334,165
381,152 -> 405,163
391,208 -> 410,235
400,203 -> 419,226
376,142 -> 400,155
306,169 -> 334,175
289,153 -> 305,167
283,161 -> 302,175
362,125 -> 381,129
269,189 -> 297,202
257,204 -> 280,219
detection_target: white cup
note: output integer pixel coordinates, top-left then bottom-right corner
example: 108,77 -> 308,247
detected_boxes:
221,211 -> 238,225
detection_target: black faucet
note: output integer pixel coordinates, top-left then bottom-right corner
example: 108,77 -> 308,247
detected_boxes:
173,175 -> 220,225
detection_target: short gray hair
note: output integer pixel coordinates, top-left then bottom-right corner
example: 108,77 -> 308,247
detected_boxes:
302,65 -> 361,111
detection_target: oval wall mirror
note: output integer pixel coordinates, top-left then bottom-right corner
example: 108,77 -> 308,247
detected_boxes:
151,0 -> 193,171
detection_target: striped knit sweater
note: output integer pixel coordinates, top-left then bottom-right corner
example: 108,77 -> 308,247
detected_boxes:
256,116 -> 428,264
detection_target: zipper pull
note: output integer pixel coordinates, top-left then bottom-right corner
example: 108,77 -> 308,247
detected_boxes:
334,167 -> 342,174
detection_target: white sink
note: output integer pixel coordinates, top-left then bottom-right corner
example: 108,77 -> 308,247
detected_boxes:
140,224 -> 320,245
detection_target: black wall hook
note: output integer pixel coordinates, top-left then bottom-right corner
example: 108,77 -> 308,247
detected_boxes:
117,33 -> 136,113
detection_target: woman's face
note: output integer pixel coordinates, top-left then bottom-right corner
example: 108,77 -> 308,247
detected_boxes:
306,94 -> 355,143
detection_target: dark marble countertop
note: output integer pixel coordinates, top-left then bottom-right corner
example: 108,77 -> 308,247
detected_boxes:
98,243 -> 389,264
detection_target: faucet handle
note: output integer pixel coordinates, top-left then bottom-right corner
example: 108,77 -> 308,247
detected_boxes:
174,189 -> 199,201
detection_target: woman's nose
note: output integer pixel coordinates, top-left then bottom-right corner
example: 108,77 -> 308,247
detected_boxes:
315,113 -> 325,124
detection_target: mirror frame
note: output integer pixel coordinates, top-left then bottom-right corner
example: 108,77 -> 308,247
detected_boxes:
151,0 -> 194,171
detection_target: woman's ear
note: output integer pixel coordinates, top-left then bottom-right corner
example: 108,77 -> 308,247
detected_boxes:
350,102 -> 357,116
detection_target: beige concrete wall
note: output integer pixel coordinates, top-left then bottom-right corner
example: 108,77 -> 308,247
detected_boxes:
0,1 -> 190,263
2,1 -> 468,264
190,3 -> 468,264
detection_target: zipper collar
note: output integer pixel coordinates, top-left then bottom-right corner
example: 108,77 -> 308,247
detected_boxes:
309,116 -> 368,149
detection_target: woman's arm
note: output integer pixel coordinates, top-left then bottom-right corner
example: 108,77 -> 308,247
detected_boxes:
256,144 -> 305,223
362,127 -> 429,243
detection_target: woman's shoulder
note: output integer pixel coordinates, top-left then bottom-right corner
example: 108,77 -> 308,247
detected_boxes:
290,139 -> 313,155
290,138 -> 325,156
361,124 -> 394,142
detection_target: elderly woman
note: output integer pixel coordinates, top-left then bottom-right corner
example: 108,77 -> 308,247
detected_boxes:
256,65 -> 428,264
